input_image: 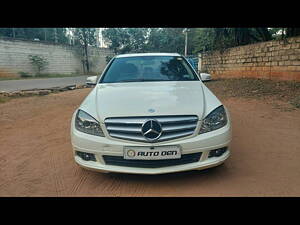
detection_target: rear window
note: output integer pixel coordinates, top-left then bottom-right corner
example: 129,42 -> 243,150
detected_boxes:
100,56 -> 199,83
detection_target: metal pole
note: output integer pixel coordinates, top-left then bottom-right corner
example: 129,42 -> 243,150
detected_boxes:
54,28 -> 58,43
44,28 -> 47,41
198,53 -> 202,73
96,28 -> 100,48
185,30 -> 188,56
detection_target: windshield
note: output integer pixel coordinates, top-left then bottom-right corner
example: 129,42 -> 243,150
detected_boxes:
100,56 -> 199,83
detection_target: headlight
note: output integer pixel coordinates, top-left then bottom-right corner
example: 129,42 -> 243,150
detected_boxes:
75,109 -> 104,136
199,105 -> 227,134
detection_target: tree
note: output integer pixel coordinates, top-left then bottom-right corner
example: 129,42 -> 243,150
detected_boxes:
254,28 -> 272,41
0,28 -> 69,44
0,28 -> 13,38
146,28 -> 185,54
285,28 -> 300,37
192,28 -> 276,53
192,28 -> 228,53
28,55 -> 49,75
73,28 -> 97,73
102,28 -> 149,54
42,28 -> 69,44
102,28 -> 186,55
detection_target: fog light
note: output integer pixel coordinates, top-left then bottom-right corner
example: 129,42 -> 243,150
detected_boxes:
208,147 -> 227,158
76,151 -> 96,161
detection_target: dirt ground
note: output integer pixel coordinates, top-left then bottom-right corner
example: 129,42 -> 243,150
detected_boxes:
1,81 -> 300,196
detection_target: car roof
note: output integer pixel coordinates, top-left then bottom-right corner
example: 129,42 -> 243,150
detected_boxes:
115,53 -> 181,58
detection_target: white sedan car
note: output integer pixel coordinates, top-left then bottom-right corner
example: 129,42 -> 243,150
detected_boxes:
71,53 -> 231,174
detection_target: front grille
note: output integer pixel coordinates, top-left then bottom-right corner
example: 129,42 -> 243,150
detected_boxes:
103,152 -> 202,168
105,115 -> 198,142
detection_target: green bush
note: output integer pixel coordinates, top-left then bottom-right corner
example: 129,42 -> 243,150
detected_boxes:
28,55 -> 49,75
18,72 -> 32,78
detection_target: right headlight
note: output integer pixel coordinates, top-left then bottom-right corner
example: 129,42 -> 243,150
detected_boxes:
199,105 -> 228,134
75,109 -> 104,137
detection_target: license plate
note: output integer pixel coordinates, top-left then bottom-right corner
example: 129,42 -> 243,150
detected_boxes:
123,145 -> 181,160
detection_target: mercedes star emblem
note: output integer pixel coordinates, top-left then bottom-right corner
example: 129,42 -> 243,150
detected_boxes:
141,119 -> 162,141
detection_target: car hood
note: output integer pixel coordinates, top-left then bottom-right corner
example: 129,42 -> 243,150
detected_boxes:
93,81 -> 206,123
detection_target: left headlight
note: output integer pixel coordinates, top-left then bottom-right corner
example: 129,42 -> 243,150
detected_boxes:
75,109 -> 104,136
199,105 -> 228,134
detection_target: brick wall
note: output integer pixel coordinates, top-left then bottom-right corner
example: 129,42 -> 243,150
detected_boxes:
0,37 -> 114,76
200,36 -> 300,81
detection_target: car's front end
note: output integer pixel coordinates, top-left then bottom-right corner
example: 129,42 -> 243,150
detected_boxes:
70,53 -> 231,174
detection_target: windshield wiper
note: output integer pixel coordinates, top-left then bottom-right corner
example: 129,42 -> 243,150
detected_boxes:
118,79 -> 164,82
118,79 -> 145,82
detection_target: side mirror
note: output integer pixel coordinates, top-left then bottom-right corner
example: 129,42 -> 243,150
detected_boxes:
86,76 -> 98,86
200,73 -> 212,82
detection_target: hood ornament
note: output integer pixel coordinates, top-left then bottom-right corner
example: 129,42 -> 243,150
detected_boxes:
141,119 -> 162,141
148,109 -> 155,113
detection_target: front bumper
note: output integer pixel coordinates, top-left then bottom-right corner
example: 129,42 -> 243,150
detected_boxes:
70,111 -> 232,175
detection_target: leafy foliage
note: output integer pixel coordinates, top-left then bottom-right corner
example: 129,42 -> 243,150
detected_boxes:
191,28 -> 274,53
72,28 -> 97,73
102,27 -> 300,56
102,28 -> 149,54
105,55 -> 113,63
73,28 -> 96,47
28,55 -> 49,75
102,28 -> 186,55
191,28 -> 300,53
18,72 -> 32,78
0,28 -> 69,44
146,28 -> 185,54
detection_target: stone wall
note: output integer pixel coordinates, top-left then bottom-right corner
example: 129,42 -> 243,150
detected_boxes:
200,36 -> 300,81
0,37 -> 114,76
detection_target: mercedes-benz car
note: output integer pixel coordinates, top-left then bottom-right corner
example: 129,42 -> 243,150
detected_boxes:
71,53 -> 231,174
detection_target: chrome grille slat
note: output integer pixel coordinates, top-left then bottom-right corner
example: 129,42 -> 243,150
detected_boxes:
105,116 -> 198,125
109,132 -> 146,141
162,124 -> 197,132
158,130 -> 195,141
105,118 -> 145,125
106,125 -> 141,133
105,115 -> 198,142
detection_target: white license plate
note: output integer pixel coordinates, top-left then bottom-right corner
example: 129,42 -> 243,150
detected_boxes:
123,145 -> 181,160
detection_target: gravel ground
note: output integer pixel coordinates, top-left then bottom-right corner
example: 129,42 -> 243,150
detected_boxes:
0,80 -> 300,196
204,78 -> 300,110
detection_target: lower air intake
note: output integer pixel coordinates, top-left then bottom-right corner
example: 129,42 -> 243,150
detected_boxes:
102,152 -> 202,168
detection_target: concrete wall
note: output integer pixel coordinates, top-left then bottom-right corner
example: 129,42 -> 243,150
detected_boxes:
200,36 -> 300,81
0,37 -> 114,76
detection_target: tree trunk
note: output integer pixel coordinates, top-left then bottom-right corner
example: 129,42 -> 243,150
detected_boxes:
81,29 -> 90,74
84,43 -> 89,73
82,60 -> 86,74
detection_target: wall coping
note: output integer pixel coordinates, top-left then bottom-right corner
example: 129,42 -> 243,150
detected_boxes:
0,37 -> 110,51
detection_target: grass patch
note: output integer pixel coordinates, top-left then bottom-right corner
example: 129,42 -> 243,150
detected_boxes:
0,96 -> 10,104
19,72 -> 32,78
